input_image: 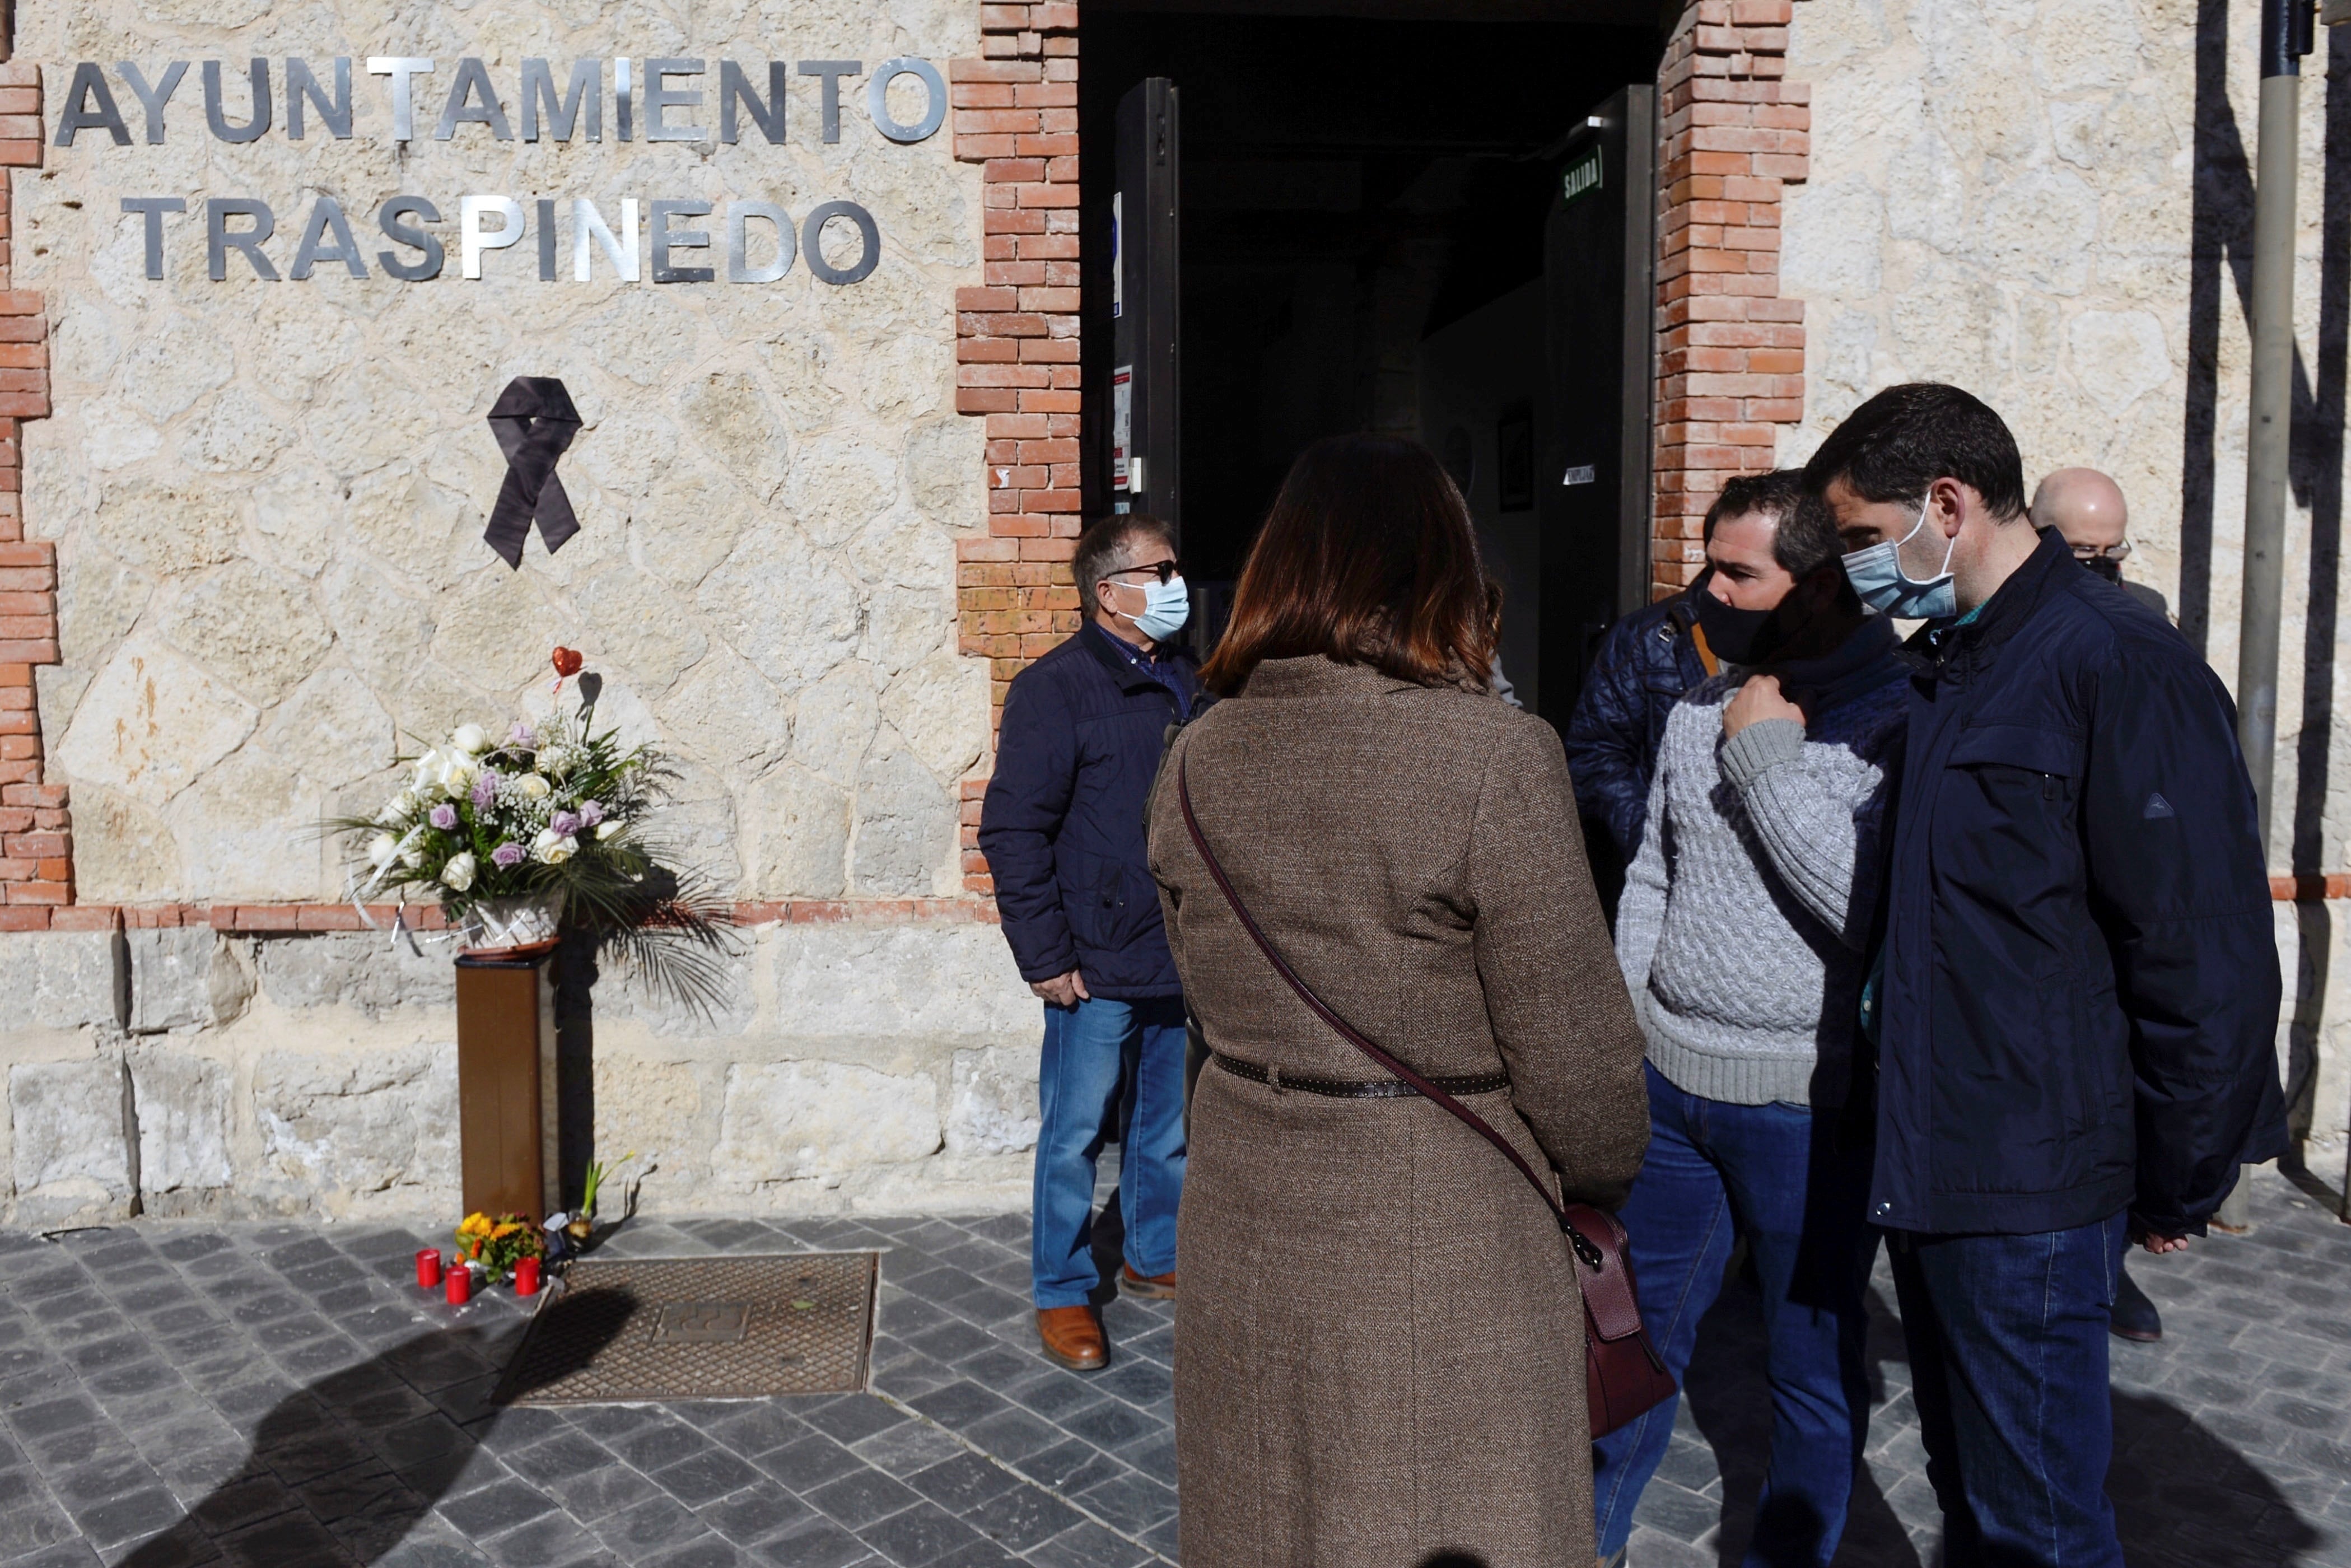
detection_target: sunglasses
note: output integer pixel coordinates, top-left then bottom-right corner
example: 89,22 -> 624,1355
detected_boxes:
1105,558 -> 1183,585
2070,541 -> 2131,562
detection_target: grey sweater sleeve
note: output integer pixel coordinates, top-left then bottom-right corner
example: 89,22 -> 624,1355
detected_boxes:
1718,717 -> 1887,949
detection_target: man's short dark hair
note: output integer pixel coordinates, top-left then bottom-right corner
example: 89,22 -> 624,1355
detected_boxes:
1704,469 -> 1841,577
1072,514 -> 1176,618
1801,382 -> 2029,521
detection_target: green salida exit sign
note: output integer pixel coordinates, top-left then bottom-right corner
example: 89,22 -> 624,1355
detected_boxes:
1562,144 -> 1603,206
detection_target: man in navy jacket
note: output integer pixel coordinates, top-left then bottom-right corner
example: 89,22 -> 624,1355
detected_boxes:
978,514 -> 1200,1372
1808,384 -> 2283,1568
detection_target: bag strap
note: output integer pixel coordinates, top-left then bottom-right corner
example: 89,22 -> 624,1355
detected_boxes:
1177,757 -> 1605,1272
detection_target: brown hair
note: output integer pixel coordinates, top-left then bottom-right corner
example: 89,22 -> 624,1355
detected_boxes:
1199,434 -> 1497,697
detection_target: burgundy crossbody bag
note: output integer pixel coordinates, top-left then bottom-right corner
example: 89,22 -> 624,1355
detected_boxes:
1177,758 -> 1675,1439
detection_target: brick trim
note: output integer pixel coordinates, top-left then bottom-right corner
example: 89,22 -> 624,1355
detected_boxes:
1652,0 -> 1809,596
0,58 -> 57,906
0,898 -> 1000,935
951,1 -> 1081,894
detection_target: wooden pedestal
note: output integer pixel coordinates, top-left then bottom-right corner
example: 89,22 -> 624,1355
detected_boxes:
455,954 -> 559,1221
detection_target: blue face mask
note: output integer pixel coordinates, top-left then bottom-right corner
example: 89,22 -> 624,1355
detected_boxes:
1119,576 -> 1190,641
1840,496 -> 1956,620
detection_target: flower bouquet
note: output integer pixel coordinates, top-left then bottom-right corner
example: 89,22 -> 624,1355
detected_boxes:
328,650 -> 736,1010
455,1210 -> 545,1285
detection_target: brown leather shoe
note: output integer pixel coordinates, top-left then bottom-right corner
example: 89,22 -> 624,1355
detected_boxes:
1119,1263 -> 1177,1300
1035,1306 -> 1107,1370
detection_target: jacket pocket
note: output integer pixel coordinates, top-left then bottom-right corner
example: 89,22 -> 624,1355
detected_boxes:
1930,723 -> 2096,1187
1058,850 -> 1149,955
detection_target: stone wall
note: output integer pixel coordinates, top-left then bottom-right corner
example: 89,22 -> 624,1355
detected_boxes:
0,3 -> 1074,1225
1780,0 -> 2351,1179
1,911 -> 1042,1227
18,1 -> 993,909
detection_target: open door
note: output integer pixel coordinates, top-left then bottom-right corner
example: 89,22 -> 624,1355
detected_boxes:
1536,84 -> 1656,730
1111,78 -> 1182,541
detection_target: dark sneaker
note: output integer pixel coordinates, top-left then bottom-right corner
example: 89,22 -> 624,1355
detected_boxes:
2111,1264 -> 2162,1343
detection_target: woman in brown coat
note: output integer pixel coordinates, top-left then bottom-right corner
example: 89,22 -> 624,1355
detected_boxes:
1147,434 -> 1651,1568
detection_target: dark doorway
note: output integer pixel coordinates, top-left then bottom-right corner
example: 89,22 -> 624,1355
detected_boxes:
1081,2 -> 1667,716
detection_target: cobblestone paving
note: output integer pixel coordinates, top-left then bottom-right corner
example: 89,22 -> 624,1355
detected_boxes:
0,1169 -> 2342,1567
1631,1169 -> 2351,1568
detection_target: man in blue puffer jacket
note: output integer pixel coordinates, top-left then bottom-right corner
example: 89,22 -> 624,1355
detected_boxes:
979,513 -> 1201,1373
1808,384 -> 2285,1568
1565,547 -> 1715,920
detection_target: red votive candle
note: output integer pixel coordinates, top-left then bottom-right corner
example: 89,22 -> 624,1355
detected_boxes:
445,1263 -> 472,1306
514,1257 -> 541,1296
416,1248 -> 442,1289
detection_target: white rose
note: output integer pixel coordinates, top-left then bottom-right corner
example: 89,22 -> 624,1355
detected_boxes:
375,790 -> 417,825
451,723 -> 490,756
515,773 -> 553,801
367,832 -> 399,867
532,828 -> 578,865
595,819 -> 623,841
444,759 -> 485,801
441,852 -> 477,892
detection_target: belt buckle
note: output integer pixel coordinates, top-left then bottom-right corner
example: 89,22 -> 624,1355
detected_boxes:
1267,1064 -> 1282,1094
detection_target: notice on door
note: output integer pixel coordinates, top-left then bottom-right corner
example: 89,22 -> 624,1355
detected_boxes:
1112,364 -> 1133,490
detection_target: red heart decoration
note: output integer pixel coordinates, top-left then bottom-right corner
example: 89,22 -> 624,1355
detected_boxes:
551,647 -> 584,678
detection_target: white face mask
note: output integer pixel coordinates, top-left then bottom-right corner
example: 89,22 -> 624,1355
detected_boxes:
1111,575 -> 1190,640
1839,494 -> 1957,620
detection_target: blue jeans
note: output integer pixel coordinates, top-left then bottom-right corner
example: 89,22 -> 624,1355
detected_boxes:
1594,1063 -> 1877,1567
1031,995 -> 1188,1308
1888,1213 -> 2129,1568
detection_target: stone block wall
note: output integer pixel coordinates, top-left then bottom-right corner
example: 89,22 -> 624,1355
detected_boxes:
0,912 -> 1042,1228
0,2 -> 1065,1224
18,1 -> 995,912
1778,0 -> 2351,1177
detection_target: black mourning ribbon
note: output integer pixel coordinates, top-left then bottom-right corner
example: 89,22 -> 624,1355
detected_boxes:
483,377 -> 583,569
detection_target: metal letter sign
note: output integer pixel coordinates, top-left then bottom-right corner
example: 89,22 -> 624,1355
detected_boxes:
68,56 -> 943,287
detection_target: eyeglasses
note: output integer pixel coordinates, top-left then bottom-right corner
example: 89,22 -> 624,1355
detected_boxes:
1106,558 -> 1182,585
2070,540 -> 2132,562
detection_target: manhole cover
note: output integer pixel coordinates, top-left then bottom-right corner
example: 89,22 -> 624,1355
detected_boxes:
495,1252 -> 878,1404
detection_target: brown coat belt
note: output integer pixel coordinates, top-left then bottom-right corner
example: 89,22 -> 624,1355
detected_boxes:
1210,1051 -> 1510,1100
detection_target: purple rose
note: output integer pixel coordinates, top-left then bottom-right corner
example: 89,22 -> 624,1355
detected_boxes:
470,770 -> 500,809
428,804 -> 458,830
507,722 -> 537,748
550,810 -> 582,837
579,800 -> 604,827
491,842 -> 526,868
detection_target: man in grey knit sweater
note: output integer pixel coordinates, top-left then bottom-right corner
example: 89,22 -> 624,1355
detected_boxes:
1591,472 -> 1904,1568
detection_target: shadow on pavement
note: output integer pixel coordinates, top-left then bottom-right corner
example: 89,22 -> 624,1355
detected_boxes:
1679,1270 -> 2326,1568
2106,1389 -> 2325,1568
118,1308 -> 626,1567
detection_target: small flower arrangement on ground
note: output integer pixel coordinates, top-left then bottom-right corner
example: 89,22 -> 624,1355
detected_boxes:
328,649 -> 736,1010
455,1211 -> 545,1285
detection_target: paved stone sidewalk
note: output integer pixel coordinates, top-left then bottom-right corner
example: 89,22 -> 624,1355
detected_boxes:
0,1208 -> 1177,1568
1629,1168 -> 2351,1567
0,1169 -> 2344,1567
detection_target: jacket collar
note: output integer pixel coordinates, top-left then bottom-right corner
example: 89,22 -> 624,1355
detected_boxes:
1907,525 -> 2072,684
1081,621 -> 1195,695
1235,654 -> 1424,700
